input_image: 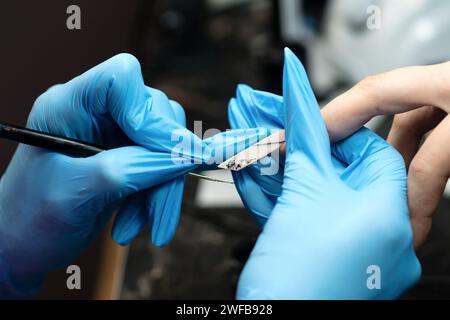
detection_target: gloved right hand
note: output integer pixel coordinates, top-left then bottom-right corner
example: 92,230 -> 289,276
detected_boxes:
234,49 -> 421,299
228,52 -> 345,226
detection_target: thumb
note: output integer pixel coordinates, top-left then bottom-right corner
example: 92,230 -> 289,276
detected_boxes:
77,146 -> 194,199
332,127 -> 407,190
282,48 -> 334,182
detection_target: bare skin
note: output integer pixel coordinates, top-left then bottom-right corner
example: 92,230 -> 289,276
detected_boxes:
320,62 -> 450,249
279,62 -> 450,248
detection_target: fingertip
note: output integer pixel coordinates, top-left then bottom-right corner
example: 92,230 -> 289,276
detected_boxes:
282,48 -> 330,168
109,53 -> 142,75
283,47 -> 308,82
283,46 -> 294,58
236,84 -> 255,111
282,47 -> 315,106
148,177 -> 184,247
105,54 -> 143,92
236,83 -> 254,98
112,232 -> 132,246
112,193 -> 147,246
282,49 -> 314,104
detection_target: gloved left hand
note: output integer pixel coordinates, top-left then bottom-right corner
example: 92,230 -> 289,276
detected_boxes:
0,53 -> 201,297
0,53 -> 270,298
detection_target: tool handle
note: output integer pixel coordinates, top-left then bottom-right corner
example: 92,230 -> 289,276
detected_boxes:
0,122 -> 104,157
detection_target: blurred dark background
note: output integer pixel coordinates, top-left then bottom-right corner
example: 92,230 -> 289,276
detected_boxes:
0,0 -> 449,299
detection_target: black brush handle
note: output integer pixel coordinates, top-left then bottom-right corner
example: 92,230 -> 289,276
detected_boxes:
0,122 -> 105,157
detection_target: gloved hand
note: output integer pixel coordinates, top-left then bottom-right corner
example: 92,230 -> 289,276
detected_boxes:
233,49 -> 421,299
228,84 -> 284,226
0,53 -> 269,298
228,79 -> 345,226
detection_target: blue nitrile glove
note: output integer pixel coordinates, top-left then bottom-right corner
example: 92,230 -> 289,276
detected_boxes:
228,84 -> 285,226
234,48 -> 421,299
228,85 -> 345,226
0,53 -> 270,298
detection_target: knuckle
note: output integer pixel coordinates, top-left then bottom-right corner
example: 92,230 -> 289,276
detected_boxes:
33,84 -> 63,108
110,53 -> 141,76
409,155 -> 434,182
355,74 -> 385,115
150,88 -> 170,103
356,74 -> 380,93
434,62 -> 450,111
169,100 -> 186,124
169,99 -> 184,115
29,85 -> 65,127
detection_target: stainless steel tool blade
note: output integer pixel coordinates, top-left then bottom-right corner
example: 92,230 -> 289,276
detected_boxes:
218,130 -> 285,171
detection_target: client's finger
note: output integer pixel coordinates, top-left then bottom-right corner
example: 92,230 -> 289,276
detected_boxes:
408,115 -> 450,248
322,62 -> 450,141
388,106 -> 447,167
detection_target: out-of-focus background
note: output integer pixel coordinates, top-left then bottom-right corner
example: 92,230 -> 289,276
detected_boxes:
0,0 -> 449,299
